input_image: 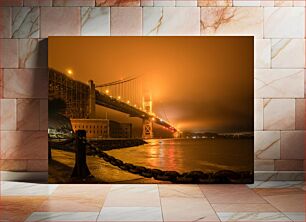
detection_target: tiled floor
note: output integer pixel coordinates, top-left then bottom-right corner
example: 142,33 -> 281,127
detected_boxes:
0,181 -> 305,221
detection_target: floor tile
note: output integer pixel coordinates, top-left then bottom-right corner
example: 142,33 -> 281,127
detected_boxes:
212,203 -> 278,212
25,212 -> 99,221
199,184 -> 266,204
248,181 -> 304,189
158,184 -> 204,198
97,207 -> 163,221
37,196 -> 104,212
217,212 -> 291,221
51,184 -> 111,199
0,196 -> 47,221
283,212 -> 305,221
103,184 -> 160,207
1,181 -> 58,196
255,189 -> 305,212
161,197 -> 219,221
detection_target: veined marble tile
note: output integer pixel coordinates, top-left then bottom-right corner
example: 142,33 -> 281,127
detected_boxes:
3,69 -> 48,99
233,0 -> 261,6
158,184 -> 204,198
176,0 -> 197,6
26,212 -> 99,222
304,69 -> 306,98
200,7 -> 263,38
1,181 -> 58,196
23,0 -> 52,6
38,196 -> 104,212
248,181 -> 304,188
27,159 -> 48,172
96,0 -> 140,6
274,0 -> 293,6
293,0 -> 306,6
255,39 -> 271,68
0,99 -> 16,131
143,7 -> 200,35
263,99 -> 295,130
154,0 -> 176,6
217,212 -> 291,221
110,7 -> 142,35
161,197 -> 219,221
272,39 -> 305,68
53,0 -> 95,6
103,184 -> 160,207
0,7 -> 11,38
280,131 -> 305,160
212,203 -> 278,212
0,0 -> 22,6
0,131 -> 48,159
19,39 -> 48,68
275,160 -> 304,171
198,0 -> 233,6
283,212 -> 305,222
141,0 -> 153,6
254,160 -> 275,171
0,159 -> 27,171
81,7 -> 110,36
0,39 -> 18,68
295,99 -> 304,130
255,99 -> 263,130
12,7 -> 39,38
261,0 -> 274,6
255,131 -> 280,160
0,196 -> 48,221
17,99 -> 40,130
39,99 -> 48,130
255,188 -> 305,196
51,184 -> 111,198
256,69 -> 304,98
199,185 -> 266,204
0,69 -> 2,98
40,7 -> 80,38
257,188 -> 305,212
264,7 -> 305,38
98,207 -> 162,221
254,171 -> 304,181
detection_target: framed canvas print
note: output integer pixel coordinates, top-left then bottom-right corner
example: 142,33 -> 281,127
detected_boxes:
48,36 -> 254,184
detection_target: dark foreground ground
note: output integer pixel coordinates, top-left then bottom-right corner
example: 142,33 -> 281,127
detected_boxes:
48,149 -> 167,184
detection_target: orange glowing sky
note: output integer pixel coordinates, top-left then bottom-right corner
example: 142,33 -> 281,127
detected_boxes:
49,36 -> 254,133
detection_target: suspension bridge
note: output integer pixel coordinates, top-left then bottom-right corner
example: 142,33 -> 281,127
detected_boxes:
48,69 -> 180,139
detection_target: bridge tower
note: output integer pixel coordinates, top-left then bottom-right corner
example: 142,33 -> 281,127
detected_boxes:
142,93 -> 153,139
88,80 -> 96,118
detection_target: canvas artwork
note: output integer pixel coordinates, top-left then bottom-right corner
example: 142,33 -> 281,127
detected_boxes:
48,36 -> 254,184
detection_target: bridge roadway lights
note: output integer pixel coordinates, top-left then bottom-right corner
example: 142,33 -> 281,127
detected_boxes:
71,130 -> 92,179
142,119 -> 153,139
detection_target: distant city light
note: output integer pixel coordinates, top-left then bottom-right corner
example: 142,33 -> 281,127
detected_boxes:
151,117 -> 155,121
105,89 -> 109,94
127,100 -> 130,104
134,104 -> 137,107
117,96 -> 121,100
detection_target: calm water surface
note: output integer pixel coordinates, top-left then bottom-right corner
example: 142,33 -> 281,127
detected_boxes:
106,138 -> 253,173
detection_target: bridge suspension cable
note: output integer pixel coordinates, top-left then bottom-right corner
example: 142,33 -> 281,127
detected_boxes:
95,74 -> 144,109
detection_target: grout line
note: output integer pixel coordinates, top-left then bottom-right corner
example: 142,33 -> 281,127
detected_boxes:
157,184 -> 165,222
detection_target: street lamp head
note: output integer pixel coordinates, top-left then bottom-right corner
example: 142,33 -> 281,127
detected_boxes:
67,69 -> 73,76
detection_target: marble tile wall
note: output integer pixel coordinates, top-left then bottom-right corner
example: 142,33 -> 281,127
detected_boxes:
0,0 -> 304,180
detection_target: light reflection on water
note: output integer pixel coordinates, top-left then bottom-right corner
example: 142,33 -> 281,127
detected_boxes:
106,138 -> 253,173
